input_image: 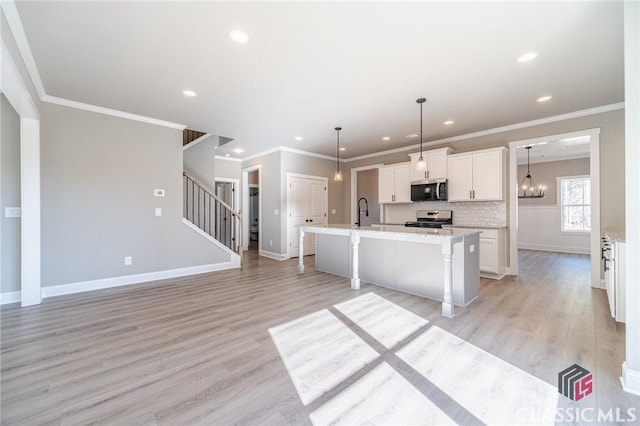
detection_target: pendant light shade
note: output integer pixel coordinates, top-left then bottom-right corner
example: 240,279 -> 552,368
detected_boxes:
518,146 -> 545,198
416,97 -> 427,171
334,127 -> 343,182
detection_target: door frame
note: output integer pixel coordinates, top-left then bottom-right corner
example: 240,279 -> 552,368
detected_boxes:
350,164 -> 384,225
286,173 -> 328,258
508,128 -> 601,288
241,165 -> 262,251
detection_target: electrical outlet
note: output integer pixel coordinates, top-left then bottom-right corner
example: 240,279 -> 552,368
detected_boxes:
470,244 -> 475,253
124,256 -> 132,265
269,240 -> 273,246
4,207 -> 21,218
331,208 -> 336,215
155,208 -> 162,216
153,189 -> 165,197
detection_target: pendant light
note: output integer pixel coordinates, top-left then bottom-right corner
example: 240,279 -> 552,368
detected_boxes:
334,127 -> 343,182
518,146 -> 545,198
416,97 -> 427,171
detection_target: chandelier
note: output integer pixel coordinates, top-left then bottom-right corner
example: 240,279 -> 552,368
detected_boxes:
519,146 -> 545,198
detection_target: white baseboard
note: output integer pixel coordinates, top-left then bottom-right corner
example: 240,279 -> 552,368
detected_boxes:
621,362 -> 640,396
182,218 -> 241,260
0,291 -> 21,305
259,249 -> 289,261
41,260 -> 240,299
518,243 -> 590,255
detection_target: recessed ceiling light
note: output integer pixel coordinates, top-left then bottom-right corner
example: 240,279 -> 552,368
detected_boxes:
339,147 -> 346,151
537,95 -> 552,103
294,136 -> 303,141
230,30 -> 249,44
405,133 -> 420,139
444,120 -> 454,125
517,51 -> 538,63
182,90 -> 196,97
382,136 -> 391,141
225,154 -> 230,157
232,148 -> 245,154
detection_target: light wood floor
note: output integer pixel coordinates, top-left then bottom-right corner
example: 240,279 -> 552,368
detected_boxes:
1,249 -> 638,425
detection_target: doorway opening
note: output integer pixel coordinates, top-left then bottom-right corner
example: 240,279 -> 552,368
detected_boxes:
509,128 -> 601,288
241,166 -> 261,253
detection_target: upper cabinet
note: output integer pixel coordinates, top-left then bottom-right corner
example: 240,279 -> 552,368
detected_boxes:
379,162 -> 412,203
409,147 -> 454,181
447,147 -> 507,202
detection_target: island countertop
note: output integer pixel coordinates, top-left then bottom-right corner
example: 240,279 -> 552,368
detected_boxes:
300,223 -> 481,240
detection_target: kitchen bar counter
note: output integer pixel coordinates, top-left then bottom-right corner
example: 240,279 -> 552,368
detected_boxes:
298,224 -> 480,318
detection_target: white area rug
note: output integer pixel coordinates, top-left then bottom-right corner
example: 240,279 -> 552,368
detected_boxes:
334,292 -> 428,349
396,326 -> 559,425
269,309 -> 379,406
309,362 -> 456,426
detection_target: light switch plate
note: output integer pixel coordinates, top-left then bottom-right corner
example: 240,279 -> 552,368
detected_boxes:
155,208 -> 162,216
153,189 -> 165,197
470,244 -> 475,253
331,209 -> 336,214
273,209 -> 279,215
124,256 -> 132,265
5,207 -> 21,218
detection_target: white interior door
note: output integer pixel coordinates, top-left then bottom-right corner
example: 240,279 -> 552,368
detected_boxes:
288,175 -> 328,257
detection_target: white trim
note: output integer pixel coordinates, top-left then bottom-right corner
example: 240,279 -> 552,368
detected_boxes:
350,163 -> 384,225
0,0 -> 47,99
241,146 -> 283,162
523,152 -> 590,165
242,165 -> 262,251
621,362 -> 640,396
0,291 -> 21,305
41,260 -> 239,299
259,249 -> 289,261
20,118 -> 42,306
182,133 -> 212,151
508,128 -> 601,287
42,95 -> 186,130
517,243 -> 590,255
1,41 -> 39,119
280,146 -> 336,162
181,218 -> 241,260
344,103 -> 622,163
215,155 -> 242,162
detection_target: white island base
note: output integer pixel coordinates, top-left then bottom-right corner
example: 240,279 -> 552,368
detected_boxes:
298,225 -> 480,317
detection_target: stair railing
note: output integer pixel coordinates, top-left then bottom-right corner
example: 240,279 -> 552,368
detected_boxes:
183,172 -> 243,264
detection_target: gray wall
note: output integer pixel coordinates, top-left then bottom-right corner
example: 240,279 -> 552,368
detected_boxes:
518,157 -> 590,206
356,169 -> 379,226
1,94 -> 22,293
41,103 -> 230,287
183,136 -> 219,193
344,109 -> 625,234
215,157 -> 241,180
242,151 -> 281,254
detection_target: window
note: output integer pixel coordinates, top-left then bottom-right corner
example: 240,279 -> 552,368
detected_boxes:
559,176 -> 591,232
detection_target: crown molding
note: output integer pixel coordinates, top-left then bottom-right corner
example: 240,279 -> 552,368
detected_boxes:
1,41 -> 39,119
1,0 -> 46,100
343,102 -> 624,163
182,133 -> 212,151
280,146 -> 337,162
43,95 -> 186,130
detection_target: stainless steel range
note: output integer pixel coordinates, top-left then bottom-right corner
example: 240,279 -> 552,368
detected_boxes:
404,210 -> 453,229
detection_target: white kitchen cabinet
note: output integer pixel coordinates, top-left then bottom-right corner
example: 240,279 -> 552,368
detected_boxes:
447,227 -> 506,278
378,163 -> 412,203
603,233 -> 625,323
409,147 -> 454,181
447,147 -> 507,202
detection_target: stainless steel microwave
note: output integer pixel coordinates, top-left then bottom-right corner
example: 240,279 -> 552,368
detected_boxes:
410,179 -> 448,202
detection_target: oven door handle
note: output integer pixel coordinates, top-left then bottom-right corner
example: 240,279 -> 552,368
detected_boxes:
436,183 -> 440,200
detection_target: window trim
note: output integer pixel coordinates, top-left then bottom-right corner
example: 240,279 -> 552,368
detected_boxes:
557,175 -> 591,234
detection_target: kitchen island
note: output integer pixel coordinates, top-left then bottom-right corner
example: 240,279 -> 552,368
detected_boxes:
298,224 -> 480,318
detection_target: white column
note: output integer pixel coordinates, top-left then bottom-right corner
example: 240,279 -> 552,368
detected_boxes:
623,0 -> 640,396
297,229 -> 305,274
350,231 -> 360,290
21,118 -> 42,306
441,239 -> 455,318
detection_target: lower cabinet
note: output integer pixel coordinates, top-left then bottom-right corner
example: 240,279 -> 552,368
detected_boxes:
448,227 -> 506,278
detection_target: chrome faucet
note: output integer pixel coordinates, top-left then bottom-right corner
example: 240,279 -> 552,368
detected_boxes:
356,197 -> 369,227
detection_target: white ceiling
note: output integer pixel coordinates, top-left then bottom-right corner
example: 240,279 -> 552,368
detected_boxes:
516,136 -> 591,165
14,1 -> 624,160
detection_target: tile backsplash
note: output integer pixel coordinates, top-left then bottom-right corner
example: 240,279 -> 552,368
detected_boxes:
384,201 -> 507,227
